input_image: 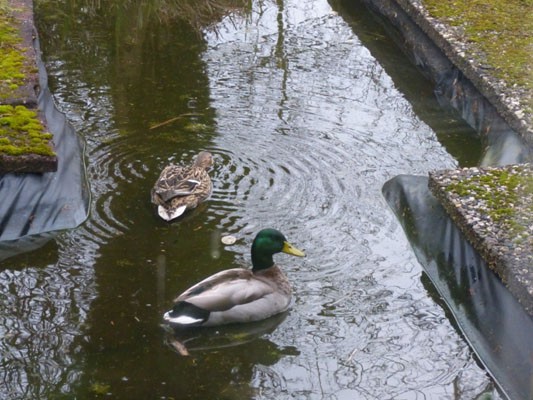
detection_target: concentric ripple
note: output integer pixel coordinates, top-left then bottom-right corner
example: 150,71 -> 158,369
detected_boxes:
0,1 -> 501,399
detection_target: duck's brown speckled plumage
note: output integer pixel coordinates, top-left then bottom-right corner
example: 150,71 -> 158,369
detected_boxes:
151,151 -> 213,221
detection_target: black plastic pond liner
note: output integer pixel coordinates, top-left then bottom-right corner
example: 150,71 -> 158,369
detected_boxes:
434,68 -> 533,166
356,0 -> 533,166
0,37 -> 89,258
382,175 -> 533,400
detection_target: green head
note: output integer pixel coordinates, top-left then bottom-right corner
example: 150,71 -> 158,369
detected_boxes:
251,228 -> 305,271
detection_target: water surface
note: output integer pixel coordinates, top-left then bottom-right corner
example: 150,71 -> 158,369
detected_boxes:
0,0 -> 499,398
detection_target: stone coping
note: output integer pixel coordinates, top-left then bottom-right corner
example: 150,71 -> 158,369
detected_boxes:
0,0 -> 57,173
429,164 -> 533,317
394,0 -> 533,147
377,0 -> 533,316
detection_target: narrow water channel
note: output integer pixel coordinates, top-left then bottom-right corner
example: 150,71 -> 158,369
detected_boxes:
0,0 -> 501,398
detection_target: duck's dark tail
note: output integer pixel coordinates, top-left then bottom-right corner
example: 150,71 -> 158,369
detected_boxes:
163,301 -> 209,326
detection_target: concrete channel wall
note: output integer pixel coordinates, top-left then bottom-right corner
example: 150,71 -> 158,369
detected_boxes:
0,0 -> 89,248
361,0 -> 533,313
0,0 -> 57,172
363,0 -> 533,147
2,0 -> 532,397
367,0 -> 533,397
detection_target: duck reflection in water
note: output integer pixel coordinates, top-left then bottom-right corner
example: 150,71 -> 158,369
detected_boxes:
161,229 -> 305,355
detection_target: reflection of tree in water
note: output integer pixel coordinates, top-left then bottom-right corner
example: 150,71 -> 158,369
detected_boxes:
34,0 -> 250,134
383,175 -> 533,400
0,243 -> 97,399
0,1 -> 250,399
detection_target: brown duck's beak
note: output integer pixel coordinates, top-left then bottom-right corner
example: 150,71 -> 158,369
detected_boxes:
282,241 -> 305,257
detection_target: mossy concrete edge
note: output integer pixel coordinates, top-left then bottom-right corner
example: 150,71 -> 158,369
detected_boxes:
361,0 -> 533,319
429,165 -> 533,318
393,0 -> 533,147
0,0 -> 57,173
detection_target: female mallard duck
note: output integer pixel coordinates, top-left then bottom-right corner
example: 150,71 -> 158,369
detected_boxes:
151,151 -> 214,221
163,229 -> 305,327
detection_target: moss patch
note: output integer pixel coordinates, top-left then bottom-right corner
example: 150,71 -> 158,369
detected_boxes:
422,0 -> 533,92
429,164 -> 533,315
0,0 -> 37,100
0,0 -> 56,170
446,165 -> 533,239
0,104 -> 54,156
90,381 -> 111,396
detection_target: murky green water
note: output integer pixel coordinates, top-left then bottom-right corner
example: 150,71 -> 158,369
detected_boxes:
0,0 -> 500,398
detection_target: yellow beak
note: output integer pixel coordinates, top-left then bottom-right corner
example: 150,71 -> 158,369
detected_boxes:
282,241 -> 305,257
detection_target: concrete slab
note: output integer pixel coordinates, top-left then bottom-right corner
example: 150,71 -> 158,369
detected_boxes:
429,164 -> 533,316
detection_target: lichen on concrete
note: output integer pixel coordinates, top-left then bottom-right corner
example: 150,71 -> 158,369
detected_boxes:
0,0 -> 56,172
422,0 -> 532,91
429,164 -> 533,316
0,104 -> 54,156
392,0 -> 533,147
0,4 -> 25,93
0,0 -> 38,102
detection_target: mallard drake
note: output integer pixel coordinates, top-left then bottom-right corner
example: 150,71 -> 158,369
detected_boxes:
163,229 -> 305,327
151,151 -> 214,221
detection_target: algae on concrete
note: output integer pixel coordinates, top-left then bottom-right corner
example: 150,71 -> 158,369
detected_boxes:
446,165 -> 533,240
421,0 -> 533,105
0,0 -> 37,100
0,104 -> 54,156
429,164 -> 533,316
1,0 -> 56,167
421,0 -> 533,88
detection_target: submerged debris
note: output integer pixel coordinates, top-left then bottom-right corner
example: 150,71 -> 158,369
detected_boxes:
221,235 -> 237,245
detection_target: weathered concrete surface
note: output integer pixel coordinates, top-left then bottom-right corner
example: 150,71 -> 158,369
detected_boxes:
363,0 -> 533,320
394,0 -> 532,147
429,164 -> 533,317
0,0 -> 57,173
0,151 -> 57,173
1,0 -> 40,106
361,0 -> 533,156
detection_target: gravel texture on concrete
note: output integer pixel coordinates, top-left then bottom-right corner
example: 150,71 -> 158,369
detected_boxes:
429,164 -> 533,317
365,0 -> 533,317
394,0 -> 533,147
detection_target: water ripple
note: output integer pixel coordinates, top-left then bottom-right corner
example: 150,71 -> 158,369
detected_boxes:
8,0 -> 500,398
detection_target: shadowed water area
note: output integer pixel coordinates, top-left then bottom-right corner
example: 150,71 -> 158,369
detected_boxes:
0,0 -> 506,398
